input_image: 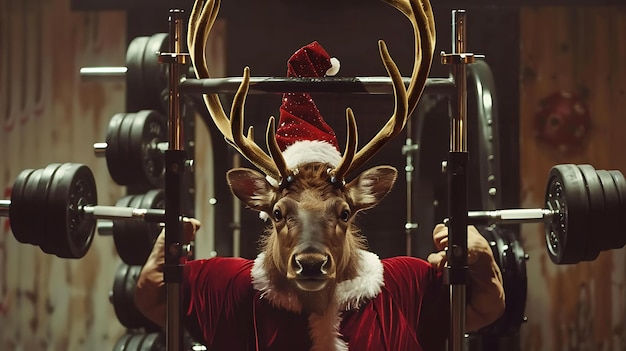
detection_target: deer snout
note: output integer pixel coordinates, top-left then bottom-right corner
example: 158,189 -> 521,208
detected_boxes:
287,249 -> 335,291
292,253 -> 330,277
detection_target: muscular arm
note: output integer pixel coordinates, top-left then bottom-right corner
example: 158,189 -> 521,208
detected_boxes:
427,224 -> 505,332
134,219 -> 201,328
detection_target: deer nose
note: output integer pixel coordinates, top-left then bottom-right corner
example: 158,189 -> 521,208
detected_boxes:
292,253 -> 330,277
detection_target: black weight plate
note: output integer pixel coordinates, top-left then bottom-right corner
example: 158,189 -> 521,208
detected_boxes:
113,332 -> 135,351
47,163 -> 97,258
140,332 -> 165,351
106,113 -> 132,186
609,170 -> 626,248
125,332 -> 148,351
129,110 -> 166,188
476,226 -> 528,336
34,164 -> 65,254
126,36 -> 150,113
545,164 -> 589,264
115,190 -> 164,266
119,112 -> 143,185
142,33 -> 169,113
137,190 -> 165,261
596,170 -> 621,252
9,168 -> 36,244
111,263 -> 160,331
127,265 -> 161,332
20,169 -> 45,246
503,228 -> 528,334
112,263 -> 133,329
577,165 -> 604,262
114,194 -> 139,264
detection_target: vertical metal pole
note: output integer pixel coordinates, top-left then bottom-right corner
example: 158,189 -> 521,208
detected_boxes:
448,9 -> 468,351
164,9 -> 185,351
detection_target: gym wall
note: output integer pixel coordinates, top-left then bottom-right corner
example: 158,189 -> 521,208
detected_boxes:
0,0 -> 626,350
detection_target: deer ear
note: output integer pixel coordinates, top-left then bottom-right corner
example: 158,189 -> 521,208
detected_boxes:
346,165 -> 397,212
227,168 -> 275,212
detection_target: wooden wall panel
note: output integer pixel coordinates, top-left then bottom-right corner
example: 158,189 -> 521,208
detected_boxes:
519,6 -> 626,351
0,0 -> 127,349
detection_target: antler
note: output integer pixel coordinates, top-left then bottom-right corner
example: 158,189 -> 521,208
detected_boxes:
333,0 -> 436,180
187,0 -> 285,180
188,0 -> 435,182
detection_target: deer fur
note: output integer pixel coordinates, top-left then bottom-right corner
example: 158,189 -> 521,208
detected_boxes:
227,162 -> 397,315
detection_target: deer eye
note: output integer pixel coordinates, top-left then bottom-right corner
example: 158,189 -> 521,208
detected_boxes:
273,208 -> 283,221
340,209 -> 350,222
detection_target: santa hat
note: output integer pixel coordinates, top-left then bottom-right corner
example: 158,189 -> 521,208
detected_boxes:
276,41 -> 342,169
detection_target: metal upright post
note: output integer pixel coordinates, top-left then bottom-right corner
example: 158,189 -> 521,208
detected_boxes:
162,9 -> 187,351
441,9 -> 474,351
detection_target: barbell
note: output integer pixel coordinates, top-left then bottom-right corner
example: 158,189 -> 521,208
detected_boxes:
1,163 -> 170,259
458,164 -> 626,265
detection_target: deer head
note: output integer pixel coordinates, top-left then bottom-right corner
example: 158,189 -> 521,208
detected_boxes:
187,0 -> 435,314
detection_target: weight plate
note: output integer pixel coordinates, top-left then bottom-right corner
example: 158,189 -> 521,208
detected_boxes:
476,226 -> 528,336
127,265 -> 161,332
111,263 -> 160,331
609,170 -> 626,248
545,164 -> 589,264
112,332 -> 135,351
142,33 -> 169,113
9,168 -> 36,244
577,165 -> 604,262
114,190 -> 164,266
126,36 -> 150,113
125,332 -> 148,350
106,113 -> 131,186
129,110 -> 166,187
47,163 -> 97,259
34,164 -> 65,254
114,194 -> 140,264
119,112 -> 141,185
140,332 -> 164,351
595,170 -> 621,252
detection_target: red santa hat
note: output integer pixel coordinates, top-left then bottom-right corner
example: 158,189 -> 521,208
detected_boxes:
276,41 -> 342,169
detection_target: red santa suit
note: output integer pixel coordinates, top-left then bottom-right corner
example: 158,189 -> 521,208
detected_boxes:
182,250 -> 449,351
181,41 -> 449,351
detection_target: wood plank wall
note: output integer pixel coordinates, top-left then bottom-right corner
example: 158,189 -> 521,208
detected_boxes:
0,0 -> 128,349
519,6 -> 626,351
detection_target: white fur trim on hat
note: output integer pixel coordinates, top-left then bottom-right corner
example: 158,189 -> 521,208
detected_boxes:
281,140 -> 342,169
326,57 -> 340,76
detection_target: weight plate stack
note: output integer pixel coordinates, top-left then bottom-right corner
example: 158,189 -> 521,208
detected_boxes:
126,33 -> 169,114
105,110 -> 167,188
10,163 -> 96,259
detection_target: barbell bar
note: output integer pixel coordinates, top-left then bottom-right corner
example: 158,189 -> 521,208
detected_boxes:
454,164 -> 626,265
0,163 -> 172,259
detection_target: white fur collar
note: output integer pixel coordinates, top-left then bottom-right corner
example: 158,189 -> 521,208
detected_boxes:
250,250 -> 384,351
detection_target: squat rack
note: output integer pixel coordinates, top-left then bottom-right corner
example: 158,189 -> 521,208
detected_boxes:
161,7 -> 474,351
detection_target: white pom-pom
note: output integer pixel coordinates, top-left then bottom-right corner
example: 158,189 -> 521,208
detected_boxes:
326,57 -> 340,76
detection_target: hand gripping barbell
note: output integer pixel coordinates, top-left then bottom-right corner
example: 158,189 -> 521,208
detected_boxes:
459,164 -> 626,265
0,163 -> 173,259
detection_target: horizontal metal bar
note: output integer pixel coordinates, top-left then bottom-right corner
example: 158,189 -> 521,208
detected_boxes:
466,208 -> 556,226
0,199 -> 9,217
179,76 -> 455,95
80,67 -> 127,81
